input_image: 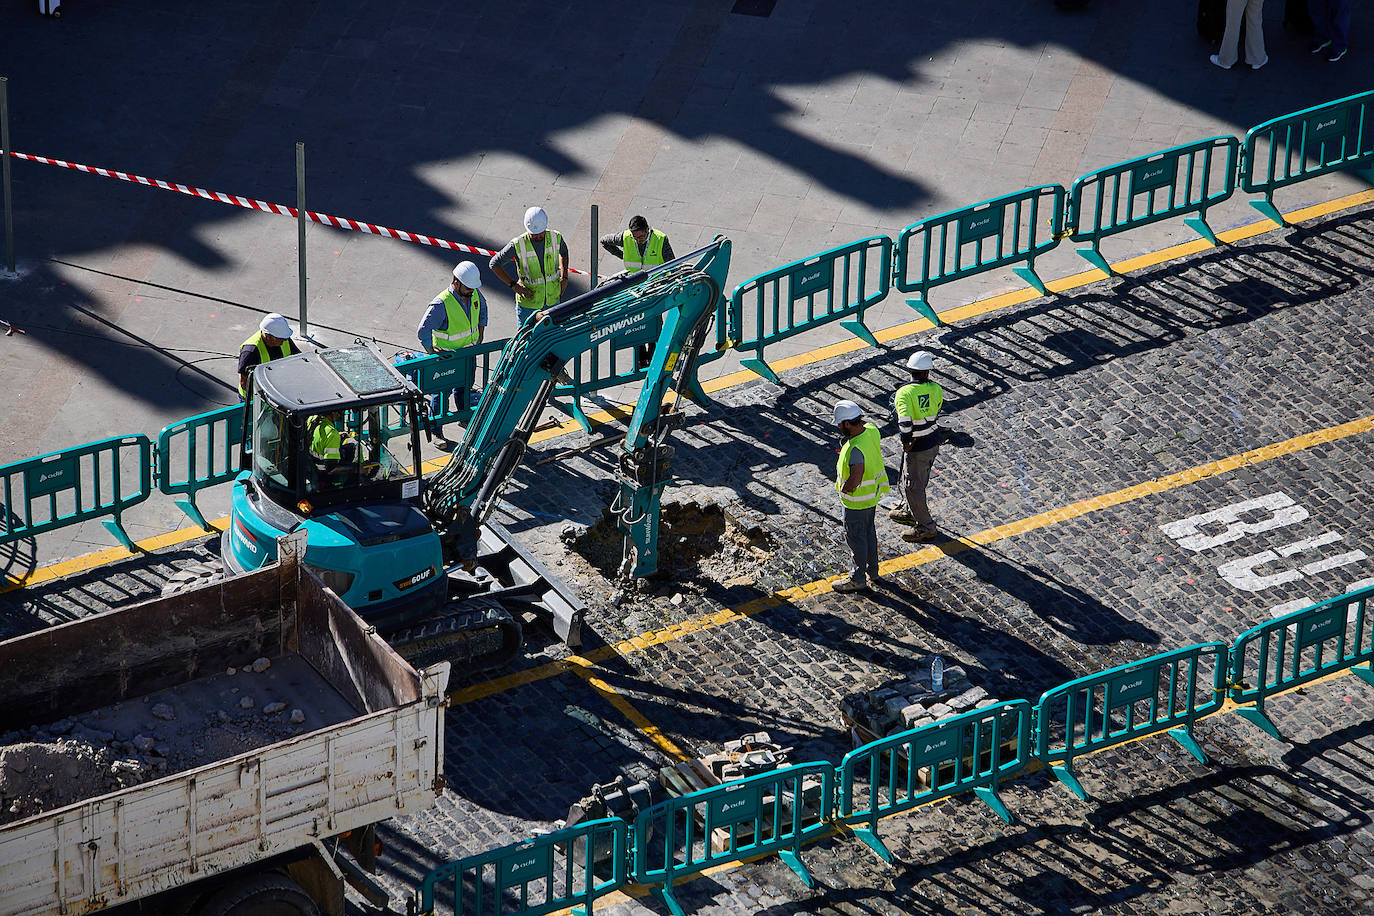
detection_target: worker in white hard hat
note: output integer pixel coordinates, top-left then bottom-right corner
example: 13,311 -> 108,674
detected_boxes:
891,350 -> 944,542
417,261 -> 489,440
489,206 -> 570,327
831,399 -> 890,593
237,313 -> 298,400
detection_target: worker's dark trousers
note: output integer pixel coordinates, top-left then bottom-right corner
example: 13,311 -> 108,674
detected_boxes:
843,505 -> 879,585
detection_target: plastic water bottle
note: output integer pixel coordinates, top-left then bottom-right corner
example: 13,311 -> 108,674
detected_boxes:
931,655 -> 945,693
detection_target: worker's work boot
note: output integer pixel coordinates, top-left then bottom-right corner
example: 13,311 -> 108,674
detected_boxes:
888,509 -> 916,525
901,526 -> 939,543
832,576 -> 866,593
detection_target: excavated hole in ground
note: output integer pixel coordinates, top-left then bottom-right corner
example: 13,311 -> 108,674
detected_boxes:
570,499 -> 776,588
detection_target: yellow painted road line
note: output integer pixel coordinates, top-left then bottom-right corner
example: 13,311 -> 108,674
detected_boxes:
566,656 -> 692,763
450,412 -> 1374,707
9,189 -> 1372,594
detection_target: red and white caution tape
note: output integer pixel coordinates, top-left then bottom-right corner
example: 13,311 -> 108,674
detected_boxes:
7,150 -> 592,274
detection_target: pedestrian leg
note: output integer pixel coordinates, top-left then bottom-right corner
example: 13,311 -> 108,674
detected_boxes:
843,507 -> 872,587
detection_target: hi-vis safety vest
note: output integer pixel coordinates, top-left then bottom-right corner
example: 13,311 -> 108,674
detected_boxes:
835,423 -> 889,510
238,331 -> 297,397
621,229 -> 667,272
309,416 -> 342,461
895,381 -> 943,446
513,230 -> 563,310
432,289 -> 482,350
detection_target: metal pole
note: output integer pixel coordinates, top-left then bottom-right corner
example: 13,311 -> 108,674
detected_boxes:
589,203 -> 598,289
2,77 -> 15,275
295,140 -> 308,335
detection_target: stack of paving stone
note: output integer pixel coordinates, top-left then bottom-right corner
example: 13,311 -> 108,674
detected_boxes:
841,657 -> 1001,745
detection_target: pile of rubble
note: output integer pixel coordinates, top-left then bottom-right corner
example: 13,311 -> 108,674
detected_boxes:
840,657 -> 1003,743
1,656 -> 331,825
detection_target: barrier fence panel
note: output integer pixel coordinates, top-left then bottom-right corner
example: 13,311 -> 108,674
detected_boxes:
156,404 -> 244,530
1242,89 -> 1374,227
1069,136 -> 1240,275
894,184 -> 1065,327
726,237 -> 892,384
414,817 -> 628,916
396,339 -> 509,433
1229,585 -> 1374,740
633,762 -> 833,916
837,700 -> 1032,863
1033,642 -> 1228,802
0,435 -> 153,551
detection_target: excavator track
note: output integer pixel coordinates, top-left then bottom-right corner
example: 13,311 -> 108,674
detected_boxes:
381,596 -> 523,673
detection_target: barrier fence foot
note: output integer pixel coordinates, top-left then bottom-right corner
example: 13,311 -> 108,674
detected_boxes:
1248,198 -> 1287,228
777,848 -> 815,888
973,785 -> 1014,825
839,317 -> 878,349
101,517 -> 138,553
1167,724 -> 1209,765
1051,762 -> 1089,801
1075,246 -> 1113,278
657,884 -> 688,916
740,356 -> 780,385
1011,264 -> 1049,297
1183,214 -> 1220,246
904,294 -> 942,327
1234,705 -> 1284,741
851,824 -> 895,864
173,496 -> 211,532
1349,662 -> 1374,688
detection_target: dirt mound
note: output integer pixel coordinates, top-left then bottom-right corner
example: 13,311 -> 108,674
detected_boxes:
569,499 -> 775,585
1,741 -> 153,824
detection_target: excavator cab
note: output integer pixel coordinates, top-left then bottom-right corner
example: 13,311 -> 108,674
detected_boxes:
228,343 -> 445,615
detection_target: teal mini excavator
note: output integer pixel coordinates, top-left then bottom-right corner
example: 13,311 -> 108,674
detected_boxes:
226,238 -> 731,671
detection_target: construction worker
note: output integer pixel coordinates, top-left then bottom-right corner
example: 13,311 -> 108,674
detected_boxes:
600,215 -> 675,272
832,399 -> 889,593
237,313 -> 297,399
417,261 -> 487,436
891,350 -> 944,543
600,215 -> 676,369
307,411 -> 356,486
489,206 -> 569,327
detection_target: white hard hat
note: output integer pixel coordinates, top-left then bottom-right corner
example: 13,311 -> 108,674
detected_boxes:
832,400 -> 862,424
452,261 -> 482,289
260,313 -> 293,339
523,206 -> 548,234
907,350 -> 934,371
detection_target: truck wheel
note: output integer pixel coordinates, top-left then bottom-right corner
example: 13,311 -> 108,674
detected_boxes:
195,873 -> 320,916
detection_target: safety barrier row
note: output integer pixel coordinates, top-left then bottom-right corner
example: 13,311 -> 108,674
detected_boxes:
410,584 -> 1374,916
725,89 -> 1373,377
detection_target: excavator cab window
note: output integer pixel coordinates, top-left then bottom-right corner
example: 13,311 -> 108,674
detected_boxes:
301,405 -> 418,498
251,397 -> 294,495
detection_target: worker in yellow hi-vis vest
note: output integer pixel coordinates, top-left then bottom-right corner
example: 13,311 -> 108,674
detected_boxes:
417,260 -> 488,441
489,206 -> 569,328
831,399 -> 890,594
891,350 -> 944,543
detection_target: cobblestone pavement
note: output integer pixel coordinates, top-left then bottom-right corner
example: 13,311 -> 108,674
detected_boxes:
4,206 -> 1374,914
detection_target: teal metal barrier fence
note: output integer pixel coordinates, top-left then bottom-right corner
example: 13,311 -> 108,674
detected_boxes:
396,339 -> 509,431
1229,585 -> 1374,740
1070,136 -> 1240,275
837,700 -> 1032,862
0,435 -> 153,551
413,817 -> 628,916
633,762 -> 832,916
156,404 -> 243,530
1242,89 -> 1374,228
894,184 -> 1065,327
727,236 -> 892,384
1034,642 -> 1229,801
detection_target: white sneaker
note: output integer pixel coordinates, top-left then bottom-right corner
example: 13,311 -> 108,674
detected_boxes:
1209,54 -> 1232,70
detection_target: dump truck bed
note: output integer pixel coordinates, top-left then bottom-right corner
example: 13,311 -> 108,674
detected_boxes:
0,536 -> 449,916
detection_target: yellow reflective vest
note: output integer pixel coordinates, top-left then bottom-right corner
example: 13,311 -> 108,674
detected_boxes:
835,423 -> 889,510
513,230 -> 563,310
432,289 -> 482,350
621,229 -> 667,272
238,331 -> 297,397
